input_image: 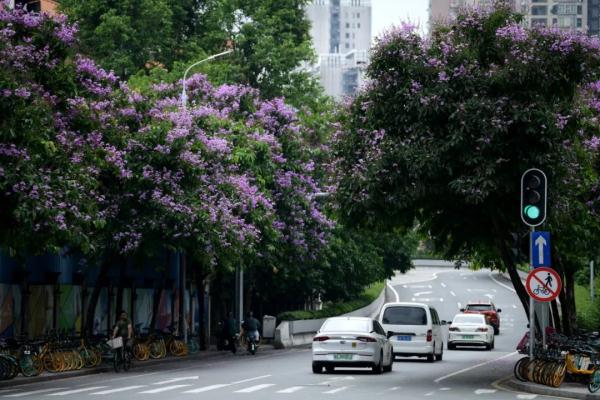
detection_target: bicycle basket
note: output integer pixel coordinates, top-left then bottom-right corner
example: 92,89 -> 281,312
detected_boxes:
107,337 -> 123,349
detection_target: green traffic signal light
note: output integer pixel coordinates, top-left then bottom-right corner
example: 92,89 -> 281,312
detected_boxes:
524,205 -> 540,219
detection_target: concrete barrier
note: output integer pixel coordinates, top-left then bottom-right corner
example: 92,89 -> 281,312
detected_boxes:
274,285 -> 387,349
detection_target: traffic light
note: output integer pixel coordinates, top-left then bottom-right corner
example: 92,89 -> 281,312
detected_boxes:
520,168 -> 547,226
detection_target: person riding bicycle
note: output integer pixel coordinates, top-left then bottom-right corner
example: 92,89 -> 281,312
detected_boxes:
223,311 -> 238,353
242,312 -> 261,344
112,310 -> 133,350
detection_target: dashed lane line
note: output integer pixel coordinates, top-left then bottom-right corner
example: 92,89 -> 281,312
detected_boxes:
450,291 -> 456,297
323,386 -> 351,394
474,389 -> 497,394
441,282 -> 447,288
276,387 -> 305,393
153,377 -> 199,385
234,384 -> 276,393
516,395 -> 538,399
48,387 -> 107,396
434,352 -> 518,383
183,384 -> 230,394
90,386 -> 147,395
231,375 -> 272,385
138,385 -> 192,394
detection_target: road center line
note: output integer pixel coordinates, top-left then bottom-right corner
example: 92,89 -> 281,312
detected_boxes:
4,388 -> 67,397
48,387 -> 107,396
277,386 -> 304,393
323,386 -> 351,394
387,281 -> 400,302
450,291 -> 456,297
90,386 -> 147,395
434,352 -> 518,383
183,384 -> 230,393
139,385 -> 192,394
234,384 -> 275,393
154,376 -> 198,385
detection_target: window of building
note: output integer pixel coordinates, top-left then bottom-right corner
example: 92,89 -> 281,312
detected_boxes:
357,12 -> 360,18
346,33 -> 350,38
531,5 -> 547,15
345,43 -> 349,49
531,0 -> 545,2
577,5 -> 582,14
552,18 -> 558,25
531,18 -> 547,27
358,23 -> 361,28
577,18 -> 582,27
346,23 -> 350,28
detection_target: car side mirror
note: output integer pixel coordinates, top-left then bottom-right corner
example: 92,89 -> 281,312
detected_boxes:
460,308 -> 465,312
441,320 -> 447,325
387,331 -> 393,338
497,309 -> 502,313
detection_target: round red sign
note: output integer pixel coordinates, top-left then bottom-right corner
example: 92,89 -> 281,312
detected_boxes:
525,267 -> 562,302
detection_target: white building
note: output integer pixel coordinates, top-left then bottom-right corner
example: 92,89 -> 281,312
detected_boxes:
305,0 -> 372,99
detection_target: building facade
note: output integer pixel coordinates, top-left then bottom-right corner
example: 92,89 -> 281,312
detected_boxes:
590,0 -> 600,36
8,0 -> 59,14
305,0 -> 372,99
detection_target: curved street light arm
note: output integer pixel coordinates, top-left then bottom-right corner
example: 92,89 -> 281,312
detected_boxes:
181,49 -> 234,110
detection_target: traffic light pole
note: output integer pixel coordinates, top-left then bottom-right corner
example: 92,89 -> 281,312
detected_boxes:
529,225 -> 535,360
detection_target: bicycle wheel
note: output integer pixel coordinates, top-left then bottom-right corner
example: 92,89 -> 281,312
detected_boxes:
589,369 -> 600,393
123,350 -> 132,372
19,355 -> 39,377
514,357 -> 528,382
552,361 -> 566,388
149,341 -> 163,359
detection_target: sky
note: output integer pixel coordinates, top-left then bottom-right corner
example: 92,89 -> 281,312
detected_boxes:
371,0 -> 429,41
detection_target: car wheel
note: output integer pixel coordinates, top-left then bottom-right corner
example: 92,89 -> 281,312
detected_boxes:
494,326 -> 499,335
435,345 -> 443,361
426,350 -> 435,363
447,342 -> 455,350
491,339 -> 495,350
372,352 -> 383,374
325,365 -> 335,374
312,362 -> 322,374
383,350 -> 393,372
485,342 -> 492,351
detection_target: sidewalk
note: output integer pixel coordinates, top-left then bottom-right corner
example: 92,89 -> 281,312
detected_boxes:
500,376 -> 599,400
0,343 -> 276,388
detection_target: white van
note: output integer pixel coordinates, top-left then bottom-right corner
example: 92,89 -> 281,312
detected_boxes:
379,302 -> 444,362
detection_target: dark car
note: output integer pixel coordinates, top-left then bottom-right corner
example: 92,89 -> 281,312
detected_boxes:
460,301 -> 501,335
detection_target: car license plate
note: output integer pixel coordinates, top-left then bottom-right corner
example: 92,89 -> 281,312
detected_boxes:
24,350 -> 30,355
334,354 -> 353,360
462,335 -> 474,339
397,335 -> 412,341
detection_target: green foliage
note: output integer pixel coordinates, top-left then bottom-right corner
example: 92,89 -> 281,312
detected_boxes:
276,281 -> 385,321
576,282 -> 600,330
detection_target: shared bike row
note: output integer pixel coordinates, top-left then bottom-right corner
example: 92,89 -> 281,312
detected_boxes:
514,330 -> 600,393
0,327 -> 201,380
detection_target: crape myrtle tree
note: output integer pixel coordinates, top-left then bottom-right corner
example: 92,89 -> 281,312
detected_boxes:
334,4 -> 600,333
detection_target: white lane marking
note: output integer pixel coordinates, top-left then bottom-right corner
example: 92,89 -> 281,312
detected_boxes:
234,384 -> 276,393
440,387 -> 451,391
0,390 -> 21,395
153,376 -> 198,385
323,386 -> 351,394
414,291 -> 433,296
488,272 -> 516,293
276,387 -> 304,393
388,281 -> 400,302
467,289 -> 487,292
139,385 -> 192,394
231,375 -> 272,384
485,294 -> 494,299
425,391 -> 435,396
475,388 -> 497,394
403,284 -> 432,288
48,387 -> 107,396
4,388 -> 67,397
516,395 -> 538,399
90,386 -> 147,395
434,352 -> 518,383
512,304 -> 518,309
387,386 -> 401,391
412,298 -> 437,302
183,384 -> 230,393
441,283 -> 447,288
457,302 -> 462,309
450,291 -> 456,297
440,298 -> 444,302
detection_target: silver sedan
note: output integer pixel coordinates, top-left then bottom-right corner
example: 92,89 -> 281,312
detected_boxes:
312,316 -> 394,374
447,313 -> 495,350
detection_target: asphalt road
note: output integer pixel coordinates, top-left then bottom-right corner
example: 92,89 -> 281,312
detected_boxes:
0,267 -> 556,399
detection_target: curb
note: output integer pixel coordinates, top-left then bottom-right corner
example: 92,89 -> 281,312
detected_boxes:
0,347 -> 274,388
500,377 -> 596,400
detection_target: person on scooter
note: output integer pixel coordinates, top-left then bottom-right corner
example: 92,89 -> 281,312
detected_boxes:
242,311 -> 261,346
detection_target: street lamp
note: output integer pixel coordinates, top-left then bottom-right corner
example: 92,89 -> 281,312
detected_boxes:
181,49 -> 234,110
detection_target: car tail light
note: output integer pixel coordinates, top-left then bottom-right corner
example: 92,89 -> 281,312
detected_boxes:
448,327 -> 460,332
357,336 -> 376,343
476,327 -> 488,332
426,329 -> 432,342
313,336 -> 329,342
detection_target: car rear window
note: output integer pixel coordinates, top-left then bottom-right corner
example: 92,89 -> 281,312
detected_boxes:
321,319 -> 370,332
382,306 -> 427,325
466,304 -> 493,311
453,315 -> 485,324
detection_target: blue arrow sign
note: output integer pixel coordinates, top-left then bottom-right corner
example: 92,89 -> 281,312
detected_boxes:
531,231 -> 551,268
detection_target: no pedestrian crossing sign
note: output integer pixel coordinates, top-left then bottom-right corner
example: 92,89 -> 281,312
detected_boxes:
525,267 -> 562,302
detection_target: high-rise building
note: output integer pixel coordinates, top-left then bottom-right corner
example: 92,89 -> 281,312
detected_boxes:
590,0 -> 600,36
430,0 -> 587,33
305,0 -> 372,99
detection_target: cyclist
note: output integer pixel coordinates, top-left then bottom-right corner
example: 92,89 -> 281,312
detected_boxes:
223,312 -> 238,353
242,312 -> 261,344
112,310 -> 133,349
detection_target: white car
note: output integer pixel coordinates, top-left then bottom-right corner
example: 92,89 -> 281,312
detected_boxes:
447,313 -> 495,350
379,302 -> 444,362
312,316 -> 394,374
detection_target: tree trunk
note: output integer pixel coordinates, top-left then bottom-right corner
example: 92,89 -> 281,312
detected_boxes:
550,299 -> 561,332
499,241 -> 530,316
85,260 -> 110,337
196,272 -> 206,350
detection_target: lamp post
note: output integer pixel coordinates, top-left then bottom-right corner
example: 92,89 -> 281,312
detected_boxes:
181,49 -> 233,110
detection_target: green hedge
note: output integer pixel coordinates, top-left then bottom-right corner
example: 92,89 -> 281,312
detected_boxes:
276,282 -> 385,321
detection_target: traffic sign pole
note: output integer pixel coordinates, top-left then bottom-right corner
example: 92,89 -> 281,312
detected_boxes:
529,226 -> 535,360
